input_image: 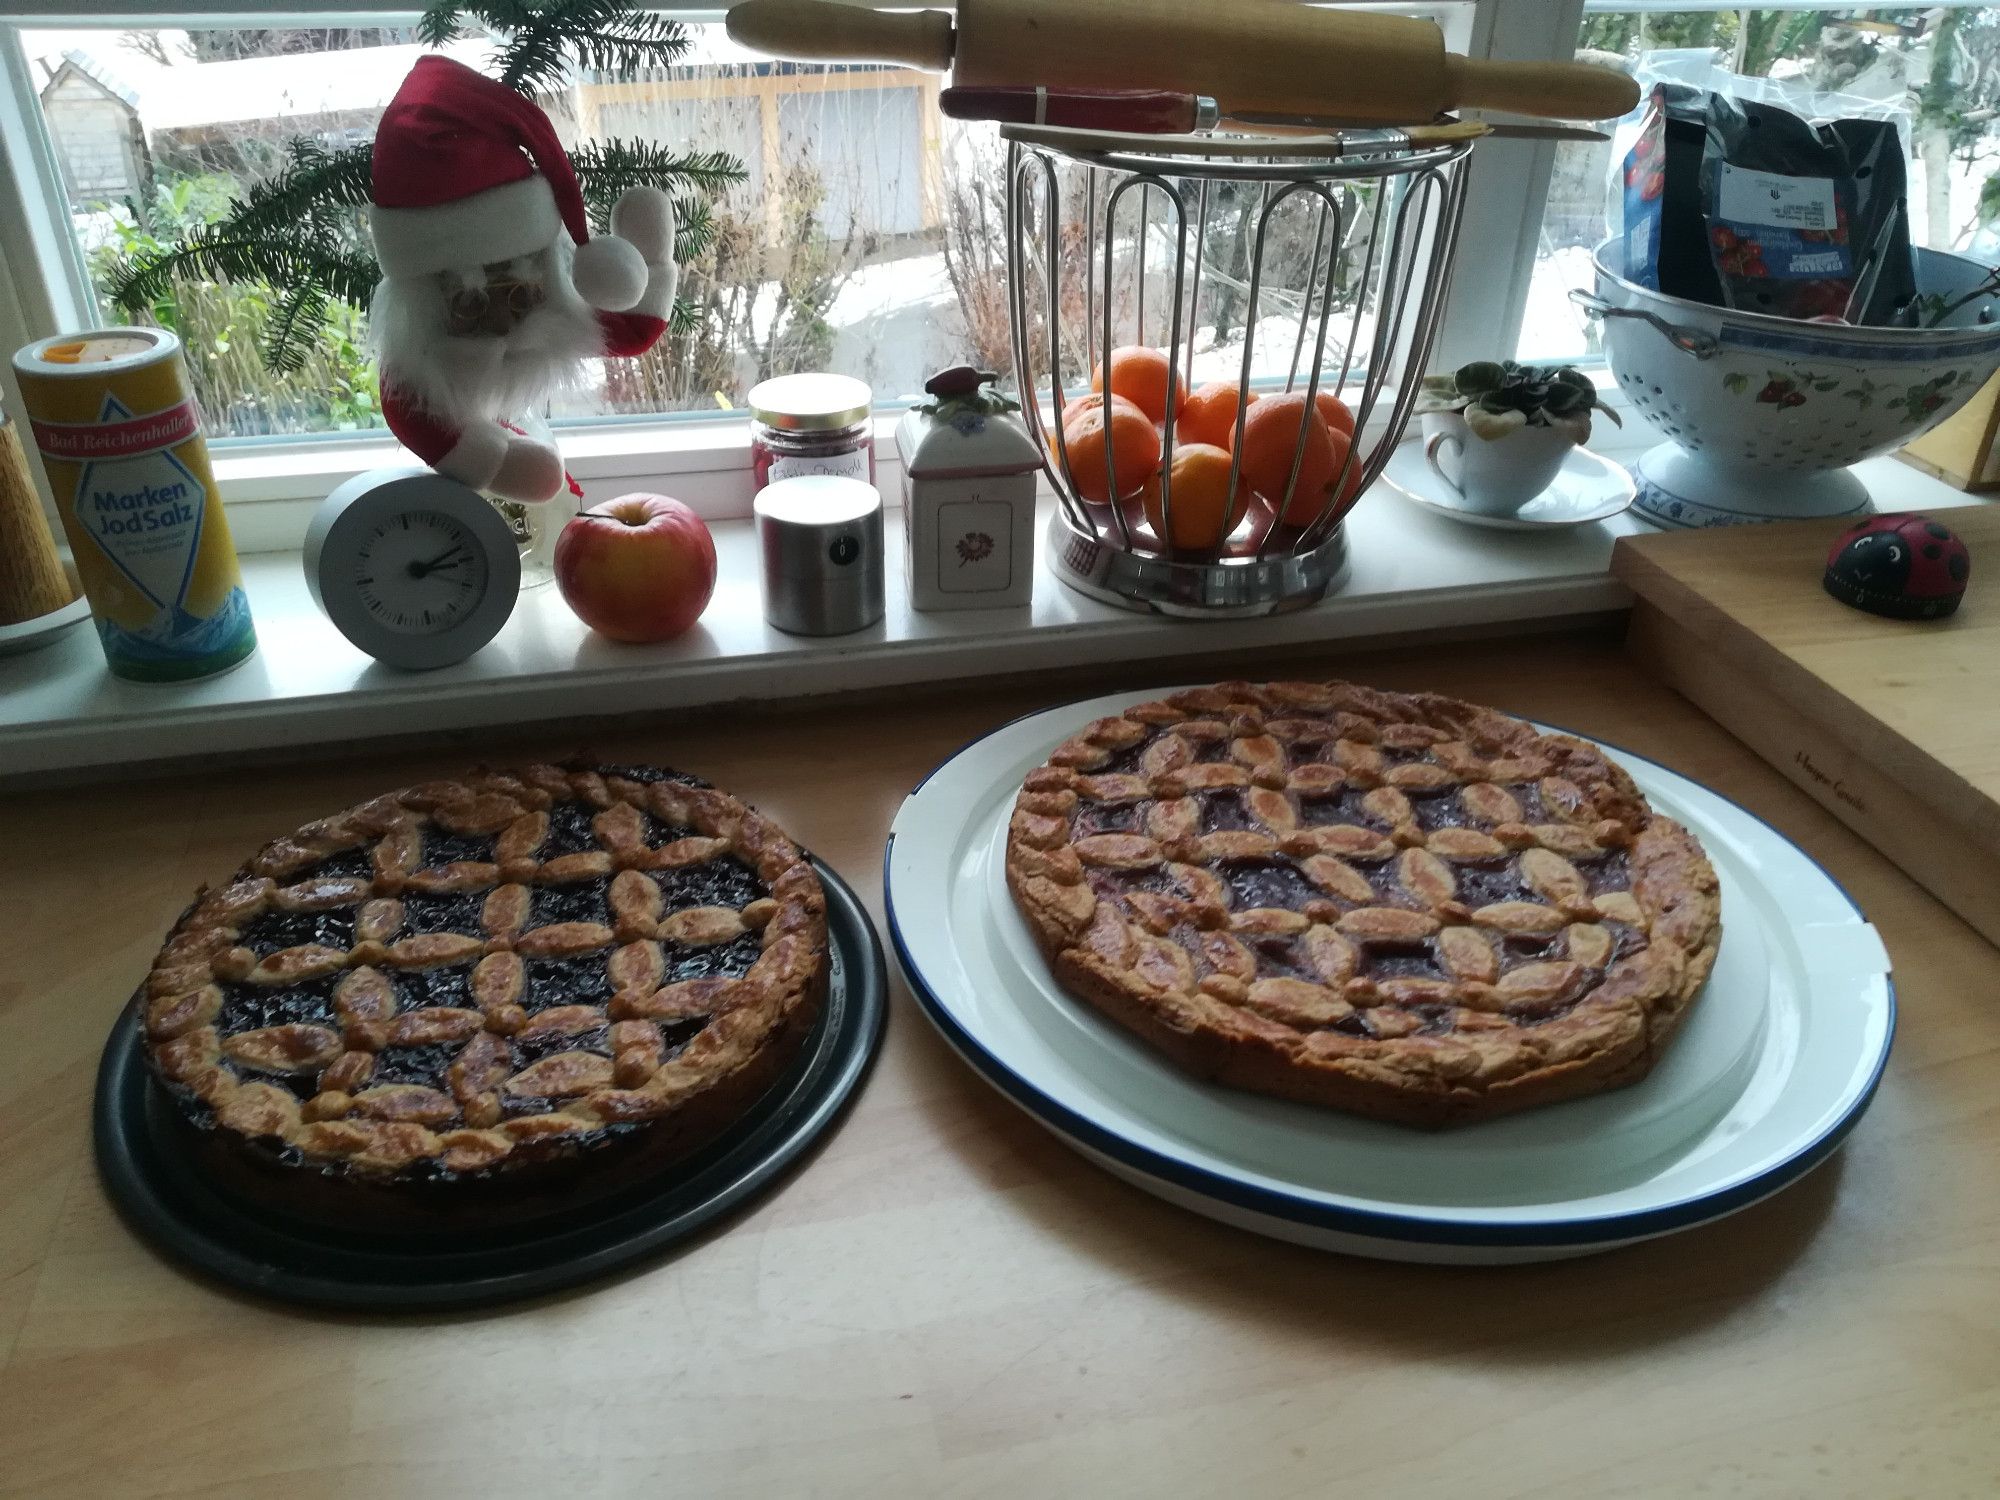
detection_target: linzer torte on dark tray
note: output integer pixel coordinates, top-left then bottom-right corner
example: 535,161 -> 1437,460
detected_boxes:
139,762 -> 828,1231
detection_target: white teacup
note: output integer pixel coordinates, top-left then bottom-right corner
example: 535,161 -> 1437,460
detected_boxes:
1421,411 -> 1576,515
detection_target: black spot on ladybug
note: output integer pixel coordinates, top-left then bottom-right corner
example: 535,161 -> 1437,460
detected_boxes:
1950,553 -> 1970,581
1925,543 -> 1943,560
1926,522 -> 1951,539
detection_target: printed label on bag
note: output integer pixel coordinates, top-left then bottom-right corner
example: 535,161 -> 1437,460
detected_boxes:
1713,164 -> 1849,280
1718,165 -> 1838,230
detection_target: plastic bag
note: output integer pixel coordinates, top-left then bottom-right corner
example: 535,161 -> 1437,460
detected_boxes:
1701,94 -> 1916,323
1617,82 -> 1724,305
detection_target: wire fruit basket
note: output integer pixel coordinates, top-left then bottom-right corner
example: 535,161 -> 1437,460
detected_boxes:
1004,124 -> 1475,616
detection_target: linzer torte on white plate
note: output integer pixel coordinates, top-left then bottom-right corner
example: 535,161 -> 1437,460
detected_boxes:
1006,680 -> 1721,1128
139,762 -> 827,1231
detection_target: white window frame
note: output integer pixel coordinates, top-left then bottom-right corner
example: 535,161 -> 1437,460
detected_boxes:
0,0 -> 1580,548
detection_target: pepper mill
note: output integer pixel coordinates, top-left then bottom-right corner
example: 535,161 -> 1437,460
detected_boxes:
753,474 -> 885,636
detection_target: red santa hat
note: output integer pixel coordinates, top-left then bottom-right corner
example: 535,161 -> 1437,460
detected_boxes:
369,54 -> 645,310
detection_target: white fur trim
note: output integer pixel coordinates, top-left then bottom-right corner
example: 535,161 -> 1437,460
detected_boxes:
570,235 -> 647,311
370,175 -> 562,279
435,420 -> 509,492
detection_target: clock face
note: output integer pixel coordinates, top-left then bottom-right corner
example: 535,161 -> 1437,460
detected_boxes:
305,468 -> 522,671
351,510 -> 492,634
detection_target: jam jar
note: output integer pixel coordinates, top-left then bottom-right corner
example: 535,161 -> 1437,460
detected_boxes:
748,373 -> 875,491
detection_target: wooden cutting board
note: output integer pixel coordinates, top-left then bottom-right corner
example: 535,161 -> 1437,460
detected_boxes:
1613,507 -> 2000,948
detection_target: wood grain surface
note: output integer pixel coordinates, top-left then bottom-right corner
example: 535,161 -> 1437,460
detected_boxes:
3,630 -> 1996,1500
1615,512 -> 2000,945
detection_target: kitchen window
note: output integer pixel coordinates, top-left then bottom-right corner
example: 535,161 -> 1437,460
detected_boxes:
0,1 -> 1602,530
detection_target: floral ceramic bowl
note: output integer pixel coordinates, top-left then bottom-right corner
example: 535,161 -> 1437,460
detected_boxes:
1576,240 -> 2000,526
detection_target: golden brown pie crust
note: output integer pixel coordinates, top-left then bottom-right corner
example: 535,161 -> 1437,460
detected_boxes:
142,762 -> 827,1222
1005,681 -> 1721,1128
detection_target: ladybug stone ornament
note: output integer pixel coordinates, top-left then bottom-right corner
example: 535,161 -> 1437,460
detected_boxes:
1823,513 -> 1971,620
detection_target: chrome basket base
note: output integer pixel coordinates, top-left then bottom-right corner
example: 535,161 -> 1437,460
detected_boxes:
1046,512 -> 1347,619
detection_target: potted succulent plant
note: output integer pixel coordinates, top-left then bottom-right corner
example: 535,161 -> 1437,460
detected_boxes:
1415,360 -> 1620,512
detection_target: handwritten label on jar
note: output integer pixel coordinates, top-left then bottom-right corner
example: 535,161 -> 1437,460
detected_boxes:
767,448 -> 871,485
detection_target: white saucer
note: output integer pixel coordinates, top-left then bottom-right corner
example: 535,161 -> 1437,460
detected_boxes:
885,690 -> 1894,1264
0,591 -> 89,657
1381,438 -> 1637,530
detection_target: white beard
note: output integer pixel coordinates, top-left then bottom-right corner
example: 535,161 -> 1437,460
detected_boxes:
369,239 -> 605,427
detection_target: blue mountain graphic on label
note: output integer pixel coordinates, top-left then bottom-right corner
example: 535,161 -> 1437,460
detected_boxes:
72,393 -> 206,611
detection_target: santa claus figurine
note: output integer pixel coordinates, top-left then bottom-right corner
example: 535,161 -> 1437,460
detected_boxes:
367,55 -> 678,503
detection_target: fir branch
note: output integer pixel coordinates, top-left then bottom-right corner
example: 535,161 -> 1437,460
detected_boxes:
106,227 -> 377,322
262,281 -> 332,374
572,141 -> 744,228
422,1 -> 698,96
671,198 -> 717,264
224,140 -> 374,237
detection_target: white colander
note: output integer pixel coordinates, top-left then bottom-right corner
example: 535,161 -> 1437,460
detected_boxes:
1574,240 -> 2000,526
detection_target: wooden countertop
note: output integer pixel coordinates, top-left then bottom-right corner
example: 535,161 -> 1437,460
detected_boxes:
3,630 -> 1996,1498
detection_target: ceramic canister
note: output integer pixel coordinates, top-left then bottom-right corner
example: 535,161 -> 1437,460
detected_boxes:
13,326 -> 255,680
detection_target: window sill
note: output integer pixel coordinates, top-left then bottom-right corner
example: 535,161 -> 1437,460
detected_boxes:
8,446 -> 1980,787
2,464 -> 1636,784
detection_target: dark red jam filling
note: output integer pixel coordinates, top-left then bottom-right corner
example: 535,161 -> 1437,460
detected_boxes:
1073,803 -> 1142,837
1298,786 -> 1385,829
1452,860 -> 1536,908
422,827 -> 496,866
296,847 -> 373,883
523,955 -> 615,1012
1366,942 -> 1449,981
655,853 -> 764,913
239,905 -> 357,956
529,881 -> 612,928
663,931 -> 765,985
1197,790 -> 1256,833
402,891 -> 486,935
1218,859 -> 1319,911
216,975 -> 339,1033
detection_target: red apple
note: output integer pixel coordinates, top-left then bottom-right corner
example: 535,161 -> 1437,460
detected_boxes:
555,492 -> 717,643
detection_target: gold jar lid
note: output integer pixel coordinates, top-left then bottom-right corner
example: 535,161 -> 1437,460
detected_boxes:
747,372 -> 872,431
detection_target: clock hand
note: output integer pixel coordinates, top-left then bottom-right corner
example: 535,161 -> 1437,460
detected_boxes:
407,544 -> 468,579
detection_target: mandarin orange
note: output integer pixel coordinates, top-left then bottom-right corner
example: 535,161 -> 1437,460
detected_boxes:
1234,392 -> 1339,522
1139,442 -> 1249,551
1311,389 -> 1356,442
1091,345 -> 1184,425
1059,392 -> 1160,503
1177,381 -> 1250,449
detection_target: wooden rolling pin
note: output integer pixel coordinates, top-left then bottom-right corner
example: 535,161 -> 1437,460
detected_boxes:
725,0 -> 1640,125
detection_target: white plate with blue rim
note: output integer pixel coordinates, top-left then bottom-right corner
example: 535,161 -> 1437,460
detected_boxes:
883,689 -> 1895,1264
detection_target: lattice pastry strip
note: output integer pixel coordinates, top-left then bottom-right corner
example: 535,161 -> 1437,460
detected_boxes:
1008,680 -> 1721,1128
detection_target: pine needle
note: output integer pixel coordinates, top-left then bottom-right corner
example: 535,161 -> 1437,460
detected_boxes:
571,141 -> 745,229
424,1 -> 698,97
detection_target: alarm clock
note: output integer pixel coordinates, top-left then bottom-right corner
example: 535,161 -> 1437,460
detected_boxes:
303,467 -> 521,669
